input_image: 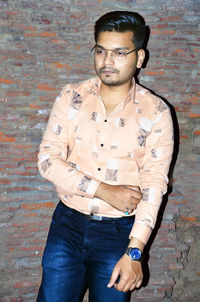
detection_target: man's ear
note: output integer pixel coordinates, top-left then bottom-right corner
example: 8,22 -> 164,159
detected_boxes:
136,49 -> 145,69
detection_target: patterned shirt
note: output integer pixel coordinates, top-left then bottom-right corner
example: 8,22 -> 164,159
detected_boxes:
38,77 -> 174,244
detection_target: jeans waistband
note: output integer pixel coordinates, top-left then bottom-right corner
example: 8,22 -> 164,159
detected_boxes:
60,201 -> 135,222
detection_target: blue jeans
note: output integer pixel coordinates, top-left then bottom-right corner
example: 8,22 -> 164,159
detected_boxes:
37,201 -> 135,302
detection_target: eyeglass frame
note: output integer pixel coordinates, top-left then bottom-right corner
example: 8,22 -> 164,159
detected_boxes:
91,45 -> 138,59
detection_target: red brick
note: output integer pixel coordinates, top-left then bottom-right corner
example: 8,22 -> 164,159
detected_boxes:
37,84 -> 57,91
6,91 -> 31,97
0,78 -> 13,84
151,29 -> 176,35
24,32 -> 57,37
21,202 -> 55,210
0,133 -> 15,142
160,16 -> 182,22
146,70 -> 165,76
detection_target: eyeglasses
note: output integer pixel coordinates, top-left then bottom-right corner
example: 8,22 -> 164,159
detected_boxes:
91,45 -> 138,61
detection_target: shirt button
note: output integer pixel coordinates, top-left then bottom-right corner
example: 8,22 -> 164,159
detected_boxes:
100,144 -> 104,147
98,168 -> 101,171
104,119 -> 107,122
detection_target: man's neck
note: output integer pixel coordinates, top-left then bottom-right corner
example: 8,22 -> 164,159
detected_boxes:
100,81 -> 133,115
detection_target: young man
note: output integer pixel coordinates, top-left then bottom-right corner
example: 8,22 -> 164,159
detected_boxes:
37,11 -> 174,302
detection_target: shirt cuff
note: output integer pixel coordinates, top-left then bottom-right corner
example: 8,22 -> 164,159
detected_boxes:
78,176 -> 100,199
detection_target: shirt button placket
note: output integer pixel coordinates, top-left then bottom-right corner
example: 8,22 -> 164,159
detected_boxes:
98,118 -> 107,172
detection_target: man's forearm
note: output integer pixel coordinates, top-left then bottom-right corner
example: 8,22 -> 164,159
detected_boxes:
95,182 -> 142,213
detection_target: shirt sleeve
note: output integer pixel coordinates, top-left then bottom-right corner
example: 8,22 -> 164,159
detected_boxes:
38,86 -> 100,199
129,103 -> 174,244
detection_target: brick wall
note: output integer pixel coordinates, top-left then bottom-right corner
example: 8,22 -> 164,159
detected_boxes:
0,0 -> 199,301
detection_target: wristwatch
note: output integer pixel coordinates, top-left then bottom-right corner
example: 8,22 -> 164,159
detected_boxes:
125,247 -> 143,262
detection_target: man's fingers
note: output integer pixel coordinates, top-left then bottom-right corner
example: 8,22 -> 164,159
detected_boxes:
114,277 -> 129,292
136,279 -> 143,288
130,276 -> 143,291
115,275 -> 142,292
124,281 -> 137,292
129,282 -> 137,291
107,266 -> 120,288
125,186 -> 142,198
131,190 -> 143,199
125,197 -> 141,211
125,185 -> 141,192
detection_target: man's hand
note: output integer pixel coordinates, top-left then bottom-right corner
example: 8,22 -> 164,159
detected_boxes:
107,254 -> 143,292
95,183 -> 142,213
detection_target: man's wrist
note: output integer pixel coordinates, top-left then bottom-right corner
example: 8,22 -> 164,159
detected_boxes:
95,182 -> 108,199
128,236 -> 145,252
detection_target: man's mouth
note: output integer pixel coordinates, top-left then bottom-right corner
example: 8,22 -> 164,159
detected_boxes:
99,68 -> 118,74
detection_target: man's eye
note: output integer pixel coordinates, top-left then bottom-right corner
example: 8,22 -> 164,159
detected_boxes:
114,51 -> 126,57
96,49 -> 104,55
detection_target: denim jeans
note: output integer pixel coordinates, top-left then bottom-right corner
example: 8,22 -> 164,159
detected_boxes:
37,201 -> 135,302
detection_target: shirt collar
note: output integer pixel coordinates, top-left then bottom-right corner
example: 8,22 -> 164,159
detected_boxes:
90,77 -> 136,109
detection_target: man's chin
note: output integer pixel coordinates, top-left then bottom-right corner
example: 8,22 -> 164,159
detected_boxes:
103,82 -> 121,87
101,78 -> 121,87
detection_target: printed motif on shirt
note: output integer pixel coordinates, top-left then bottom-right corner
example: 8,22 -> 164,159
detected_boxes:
105,158 -> 118,182
78,176 -> 92,193
137,219 -> 153,230
138,129 -> 149,147
105,169 -> 118,182
114,117 -> 125,127
151,148 -> 158,158
110,143 -> 118,150
157,100 -> 168,112
68,91 -> 83,120
70,91 -> 82,110
142,188 -> 150,201
68,162 -> 77,169
91,112 -> 97,121
91,112 -> 101,122
54,125 -> 62,135
41,158 -> 52,173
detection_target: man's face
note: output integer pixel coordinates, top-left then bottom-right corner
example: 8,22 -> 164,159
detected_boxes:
94,30 -> 145,87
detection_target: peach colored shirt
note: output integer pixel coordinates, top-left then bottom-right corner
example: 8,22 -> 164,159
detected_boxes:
38,77 -> 174,245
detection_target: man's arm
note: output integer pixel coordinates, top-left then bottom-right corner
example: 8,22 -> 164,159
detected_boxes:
95,182 -> 142,214
38,86 -> 100,199
95,182 -> 144,292
38,86 -> 142,208
98,102 -> 174,292
108,236 -> 144,292
130,102 -> 174,244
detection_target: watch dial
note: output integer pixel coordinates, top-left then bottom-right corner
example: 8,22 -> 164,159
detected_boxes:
130,248 -> 142,260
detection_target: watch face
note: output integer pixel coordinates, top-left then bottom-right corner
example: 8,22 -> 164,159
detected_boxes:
129,248 -> 142,261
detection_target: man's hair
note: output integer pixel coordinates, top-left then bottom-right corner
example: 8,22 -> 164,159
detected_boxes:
94,11 -> 147,49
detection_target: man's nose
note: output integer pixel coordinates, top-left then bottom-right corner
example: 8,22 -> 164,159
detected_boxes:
104,50 -> 114,64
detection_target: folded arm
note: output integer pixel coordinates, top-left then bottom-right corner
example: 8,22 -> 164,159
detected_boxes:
108,103 -> 174,292
38,88 -> 100,199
